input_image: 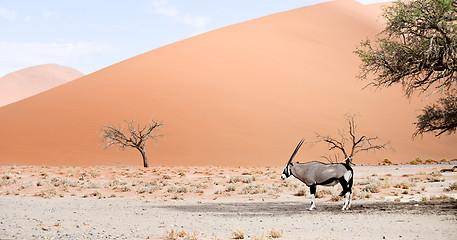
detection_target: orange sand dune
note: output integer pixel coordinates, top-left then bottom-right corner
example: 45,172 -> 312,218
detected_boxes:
0,0 -> 455,167
0,64 -> 84,107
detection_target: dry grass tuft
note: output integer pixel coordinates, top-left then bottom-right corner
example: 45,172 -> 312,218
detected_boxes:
228,175 -> 255,184
445,182 -> 457,191
269,228 -> 283,238
294,187 -> 307,196
34,188 -> 58,198
232,229 -> 245,239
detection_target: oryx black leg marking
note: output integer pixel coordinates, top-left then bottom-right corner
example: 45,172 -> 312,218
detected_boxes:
310,184 -> 316,195
338,178 -> 349,197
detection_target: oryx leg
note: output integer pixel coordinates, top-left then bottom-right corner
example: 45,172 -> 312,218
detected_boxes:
347,173 -> 354,209
340,171 -> 353,210
309,185 -> 316,211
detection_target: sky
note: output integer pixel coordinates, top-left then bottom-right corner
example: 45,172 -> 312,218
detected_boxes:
0,0 -> 390,77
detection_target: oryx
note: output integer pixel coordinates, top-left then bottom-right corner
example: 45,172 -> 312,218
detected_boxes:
281,139 -> 354,210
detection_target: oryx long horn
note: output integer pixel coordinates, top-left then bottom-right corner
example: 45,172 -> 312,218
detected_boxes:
288,138 -> 304,164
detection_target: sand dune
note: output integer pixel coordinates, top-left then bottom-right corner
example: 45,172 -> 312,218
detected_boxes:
0,64 -> 84,107
0,0 -> 455,167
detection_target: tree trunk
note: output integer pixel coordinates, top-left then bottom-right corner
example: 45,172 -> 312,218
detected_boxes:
138,148 -> 149,168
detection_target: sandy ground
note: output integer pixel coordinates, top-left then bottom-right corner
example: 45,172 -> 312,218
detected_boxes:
1,163 -> 457,239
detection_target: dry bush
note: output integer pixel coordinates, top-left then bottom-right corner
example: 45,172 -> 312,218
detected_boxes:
164,227 -> 178,240
382,158 -> 393,165
362,180 -> 381,193
353,188 -> 371,199
381,177 -> 391,188
427,176 -> 444,182
240,184 -> 264,195
280,179 -> 300,190
228,176 -> 255,184
252,233 -> 267,240
410,158 -> 423,165
117,185 -> 132,192
35,188 -> 58,198
50,177 -> 78,187
394,182 -> 410,189
269,228 -> 283,239
91,190 -> 102,198
294,187 -> 307,196
232,229 -> 245,239
225,183 -> 236,192
239,184 -> 278,195
0,174 -> 16,186
330,190 -> 342,202
167,185 -> 188,194
445,182 -> 457,191
170,194 -> 184,200
430,194 -> 453,201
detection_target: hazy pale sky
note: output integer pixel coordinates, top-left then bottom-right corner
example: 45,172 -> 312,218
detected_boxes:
0,0 -> 390,76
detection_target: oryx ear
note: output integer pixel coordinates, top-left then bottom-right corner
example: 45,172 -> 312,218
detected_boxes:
288,138 -> 304,164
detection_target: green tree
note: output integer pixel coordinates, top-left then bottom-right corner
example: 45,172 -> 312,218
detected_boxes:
101,119 -> 163,167
355,0 -> 457,136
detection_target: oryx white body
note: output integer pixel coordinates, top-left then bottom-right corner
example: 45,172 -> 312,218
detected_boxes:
281,139 -> 354,210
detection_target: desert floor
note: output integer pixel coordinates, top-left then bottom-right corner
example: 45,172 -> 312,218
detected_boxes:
1,163 -> 456,239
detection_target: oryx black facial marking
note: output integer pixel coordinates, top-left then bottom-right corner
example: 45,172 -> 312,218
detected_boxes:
281,139 -> 354,210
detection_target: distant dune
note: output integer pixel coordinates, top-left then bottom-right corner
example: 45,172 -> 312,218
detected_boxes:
0,0 -> 455,167
0,64 -> 84,107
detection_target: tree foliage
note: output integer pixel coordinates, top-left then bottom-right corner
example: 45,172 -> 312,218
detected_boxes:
101,119 -> 163,167
355,0 -> 457,136
316,114 -> 388,164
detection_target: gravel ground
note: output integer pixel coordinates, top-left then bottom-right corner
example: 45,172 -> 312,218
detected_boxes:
1,196 -> 456,239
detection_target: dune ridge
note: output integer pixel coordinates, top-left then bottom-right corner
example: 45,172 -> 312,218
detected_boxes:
0,64 -> 84,107
0,0 -> 455,167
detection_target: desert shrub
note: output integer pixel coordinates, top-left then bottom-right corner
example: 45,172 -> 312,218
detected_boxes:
394,182 -> 410,189
294,187 -> 307,196
362,182 -> 381,193
50,177 -> 78,187
357,191 -> 372,199
240,184 -> 266,195
164,227 -> 178,240
269,228 -> 283,239
430,194 -> 452,200
330,190 -> 342,201
166,185 -> 188,194
383,158 -> 393,165
266,185 -> 281,196
446,182 -> 457,191
0,174 -> 16,186
89,169 -> 101,178
35,188 -> 58,198
425,158 -> 438,164
232,229 -> 245,239
228,175 -> 255,184
316,188 -> 333,198
86,181 -> 105,189
280,179 -> 300,190
91,190 -> 102,198
117,185 -> 132,192
410,158 -> 423,165
427,176 -> 444,182
225,183 -> 236,192
382,177 -> 391,188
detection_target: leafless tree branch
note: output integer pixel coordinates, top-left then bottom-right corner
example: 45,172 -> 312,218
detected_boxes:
101,118 -> 163,167
316,114 -> 389,164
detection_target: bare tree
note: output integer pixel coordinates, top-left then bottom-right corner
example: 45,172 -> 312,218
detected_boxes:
101,119 -> 163,167
316,114 -> 388,164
